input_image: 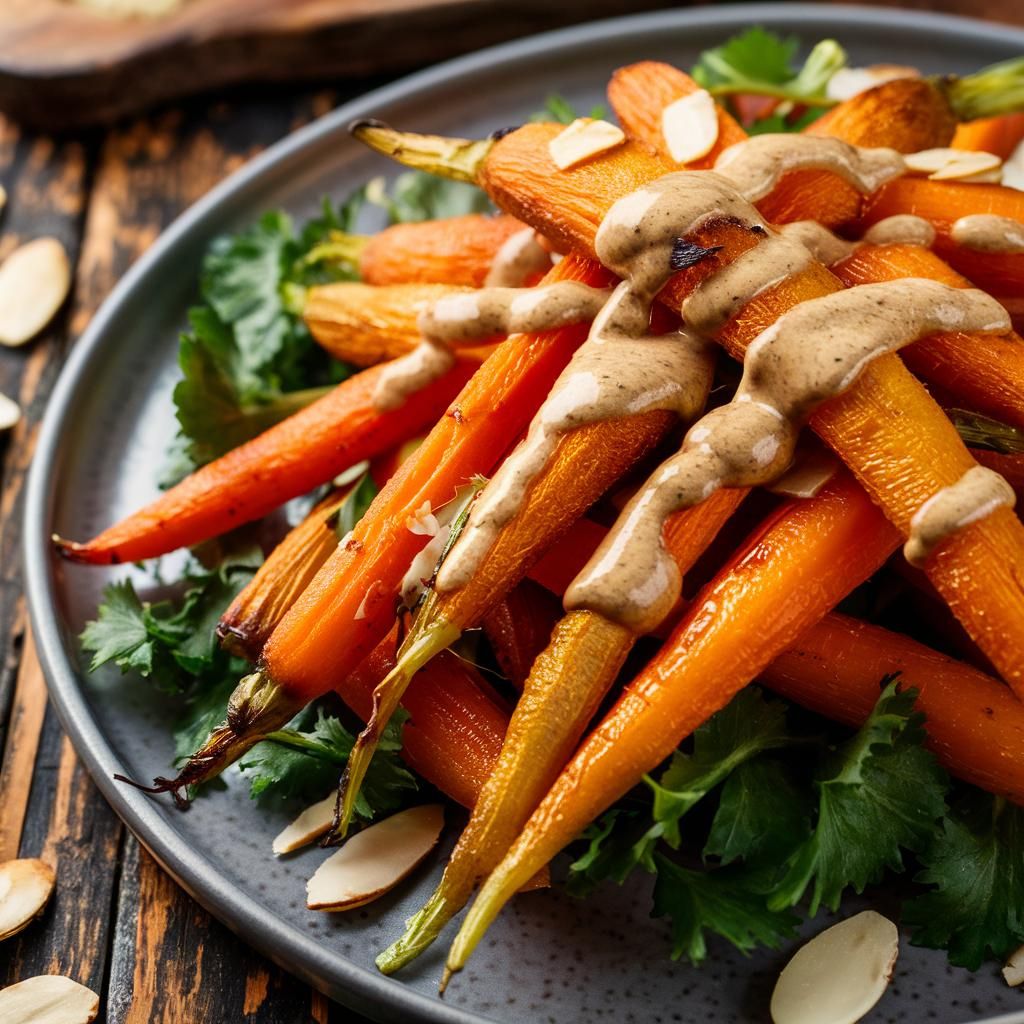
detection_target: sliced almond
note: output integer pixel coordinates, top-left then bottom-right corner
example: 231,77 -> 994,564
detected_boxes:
0,392 -> 20,432
273,794 -> 336,855
0,858 -> 56,941
306,804 -> 443,911
1004,138 -> 1024,192
904,148 -> 1002,182
0,238 -> 71,347
770,911 -> 899,1024
0,976 -> 99,1024
548,119 -> 625,171
661,89 -> 719,165
826,65 -> 918,102
1003,943 -> 1024,986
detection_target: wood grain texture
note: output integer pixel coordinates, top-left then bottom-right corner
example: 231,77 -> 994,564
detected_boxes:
0,0 -> 686,130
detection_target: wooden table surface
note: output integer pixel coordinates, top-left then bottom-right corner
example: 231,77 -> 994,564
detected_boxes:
0,1 -> 1020,1021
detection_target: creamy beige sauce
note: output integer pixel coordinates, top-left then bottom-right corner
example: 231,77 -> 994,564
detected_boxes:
371,280 -> 610,410
779,220 -> 857,265
565,280 -> 1009,632
714,134 -> 906,202
951,214 -> 1024,254
863,215 -> 936,248
484,228 -> 552,287
778,215 -> 935,267
904,465 -> 1016,566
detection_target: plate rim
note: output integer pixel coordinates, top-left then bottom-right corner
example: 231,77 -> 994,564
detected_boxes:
23,5 -> 1024,1023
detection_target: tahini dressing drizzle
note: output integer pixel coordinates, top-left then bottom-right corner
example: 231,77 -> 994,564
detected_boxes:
950,214 -> 1024,254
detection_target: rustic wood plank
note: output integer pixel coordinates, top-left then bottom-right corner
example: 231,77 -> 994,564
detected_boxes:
107,836 -> 321,1023
0,0 -> 684,130
2,722 -> 123,999
0,630 -> 48,862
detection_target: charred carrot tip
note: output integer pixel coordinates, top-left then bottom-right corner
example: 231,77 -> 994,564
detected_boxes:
52,535 -> 113,565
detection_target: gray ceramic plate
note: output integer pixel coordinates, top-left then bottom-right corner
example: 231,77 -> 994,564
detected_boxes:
24,5 -> 1024,1023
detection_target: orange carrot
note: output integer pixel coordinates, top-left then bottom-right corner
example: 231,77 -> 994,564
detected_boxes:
832,242 -> 1024,431
952,113 -> 1024,158
609,64 -> 956,229
481,579 -> 563,689
445,472 -> 901,980
360,213 -> 531,287
161,254 -> 614,796
762,612 -> 1024,804
859,177 -> 1024,295
305,282 -> 492,366
56,359 -> 474,566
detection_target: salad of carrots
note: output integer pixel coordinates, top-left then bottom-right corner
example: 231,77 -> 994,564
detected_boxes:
68,27 -> 1024,1020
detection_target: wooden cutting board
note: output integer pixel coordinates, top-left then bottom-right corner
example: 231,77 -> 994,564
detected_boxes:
0,0 -> 685,130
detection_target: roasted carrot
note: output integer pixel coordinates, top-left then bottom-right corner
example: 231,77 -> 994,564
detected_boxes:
376,487 -> 745,973
609,64 -> 956,230
162,254 -> 614,796
356,114 -> 1024,685
761,612 -> 1024,804
218,488 -> 350,661
952,112 -> 1024,158
305,282 -> 490,366
444,473 -> 901,982
858,177 -> 1024,295
831,242 -> 1024,431
481,579 -> 563,689
55,359 -> 474,566
360,213 -> 533,287
972,448 -> 1024,498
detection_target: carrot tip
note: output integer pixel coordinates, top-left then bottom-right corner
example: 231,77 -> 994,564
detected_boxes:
52,534 -> 111,565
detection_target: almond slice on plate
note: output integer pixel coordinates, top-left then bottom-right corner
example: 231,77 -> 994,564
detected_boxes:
0,237 -> 71,347
826,64 -> 918,102
306,804 -> 444,911
0,976 -> 99,1024
548,119 -> 625,171
273,794 -> 335,855
1003,944 -> 1024,986
661,89 -> 719,164
0,392 -> 20,432
770,910 -> 899,1024
0,858 -> 56,941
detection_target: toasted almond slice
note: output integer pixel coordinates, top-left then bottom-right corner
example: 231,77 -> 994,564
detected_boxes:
904,148 -> 1002,182
1004,139 -> 1024,192
930,152 -> 1003,182
306,804 -> 443,911
826,64 -> 918,102
661,89 -> 719,165
770,911 -> 899,1024
0,976 -> 98,1024
0,859 -> 56,941
0,392 -> 20,432
1003,944 -> 1024,986
273,794 -> 336,855
0,238 -> 71,347
548,119 -> 625,171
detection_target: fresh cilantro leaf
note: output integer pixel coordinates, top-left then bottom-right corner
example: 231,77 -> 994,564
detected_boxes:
167,192 -> 363,478
331,472 -> 379,538
906,793 -> 1024,969
692,29 -> 846,107
567,809 -> 652,893
769,680 -> 947,915
651,852 -> 800,965
81,548 -> 259,693
636,688 -> 795,867
704,758 -> 811,867
368,171 -> 492,225
693,27 -> 799,88
529,94 -> 609,125
239,708 -> 415,819
81,580 -> 158,679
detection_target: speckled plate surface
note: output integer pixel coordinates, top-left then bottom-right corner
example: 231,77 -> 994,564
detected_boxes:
23,5 -> 1024,1022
